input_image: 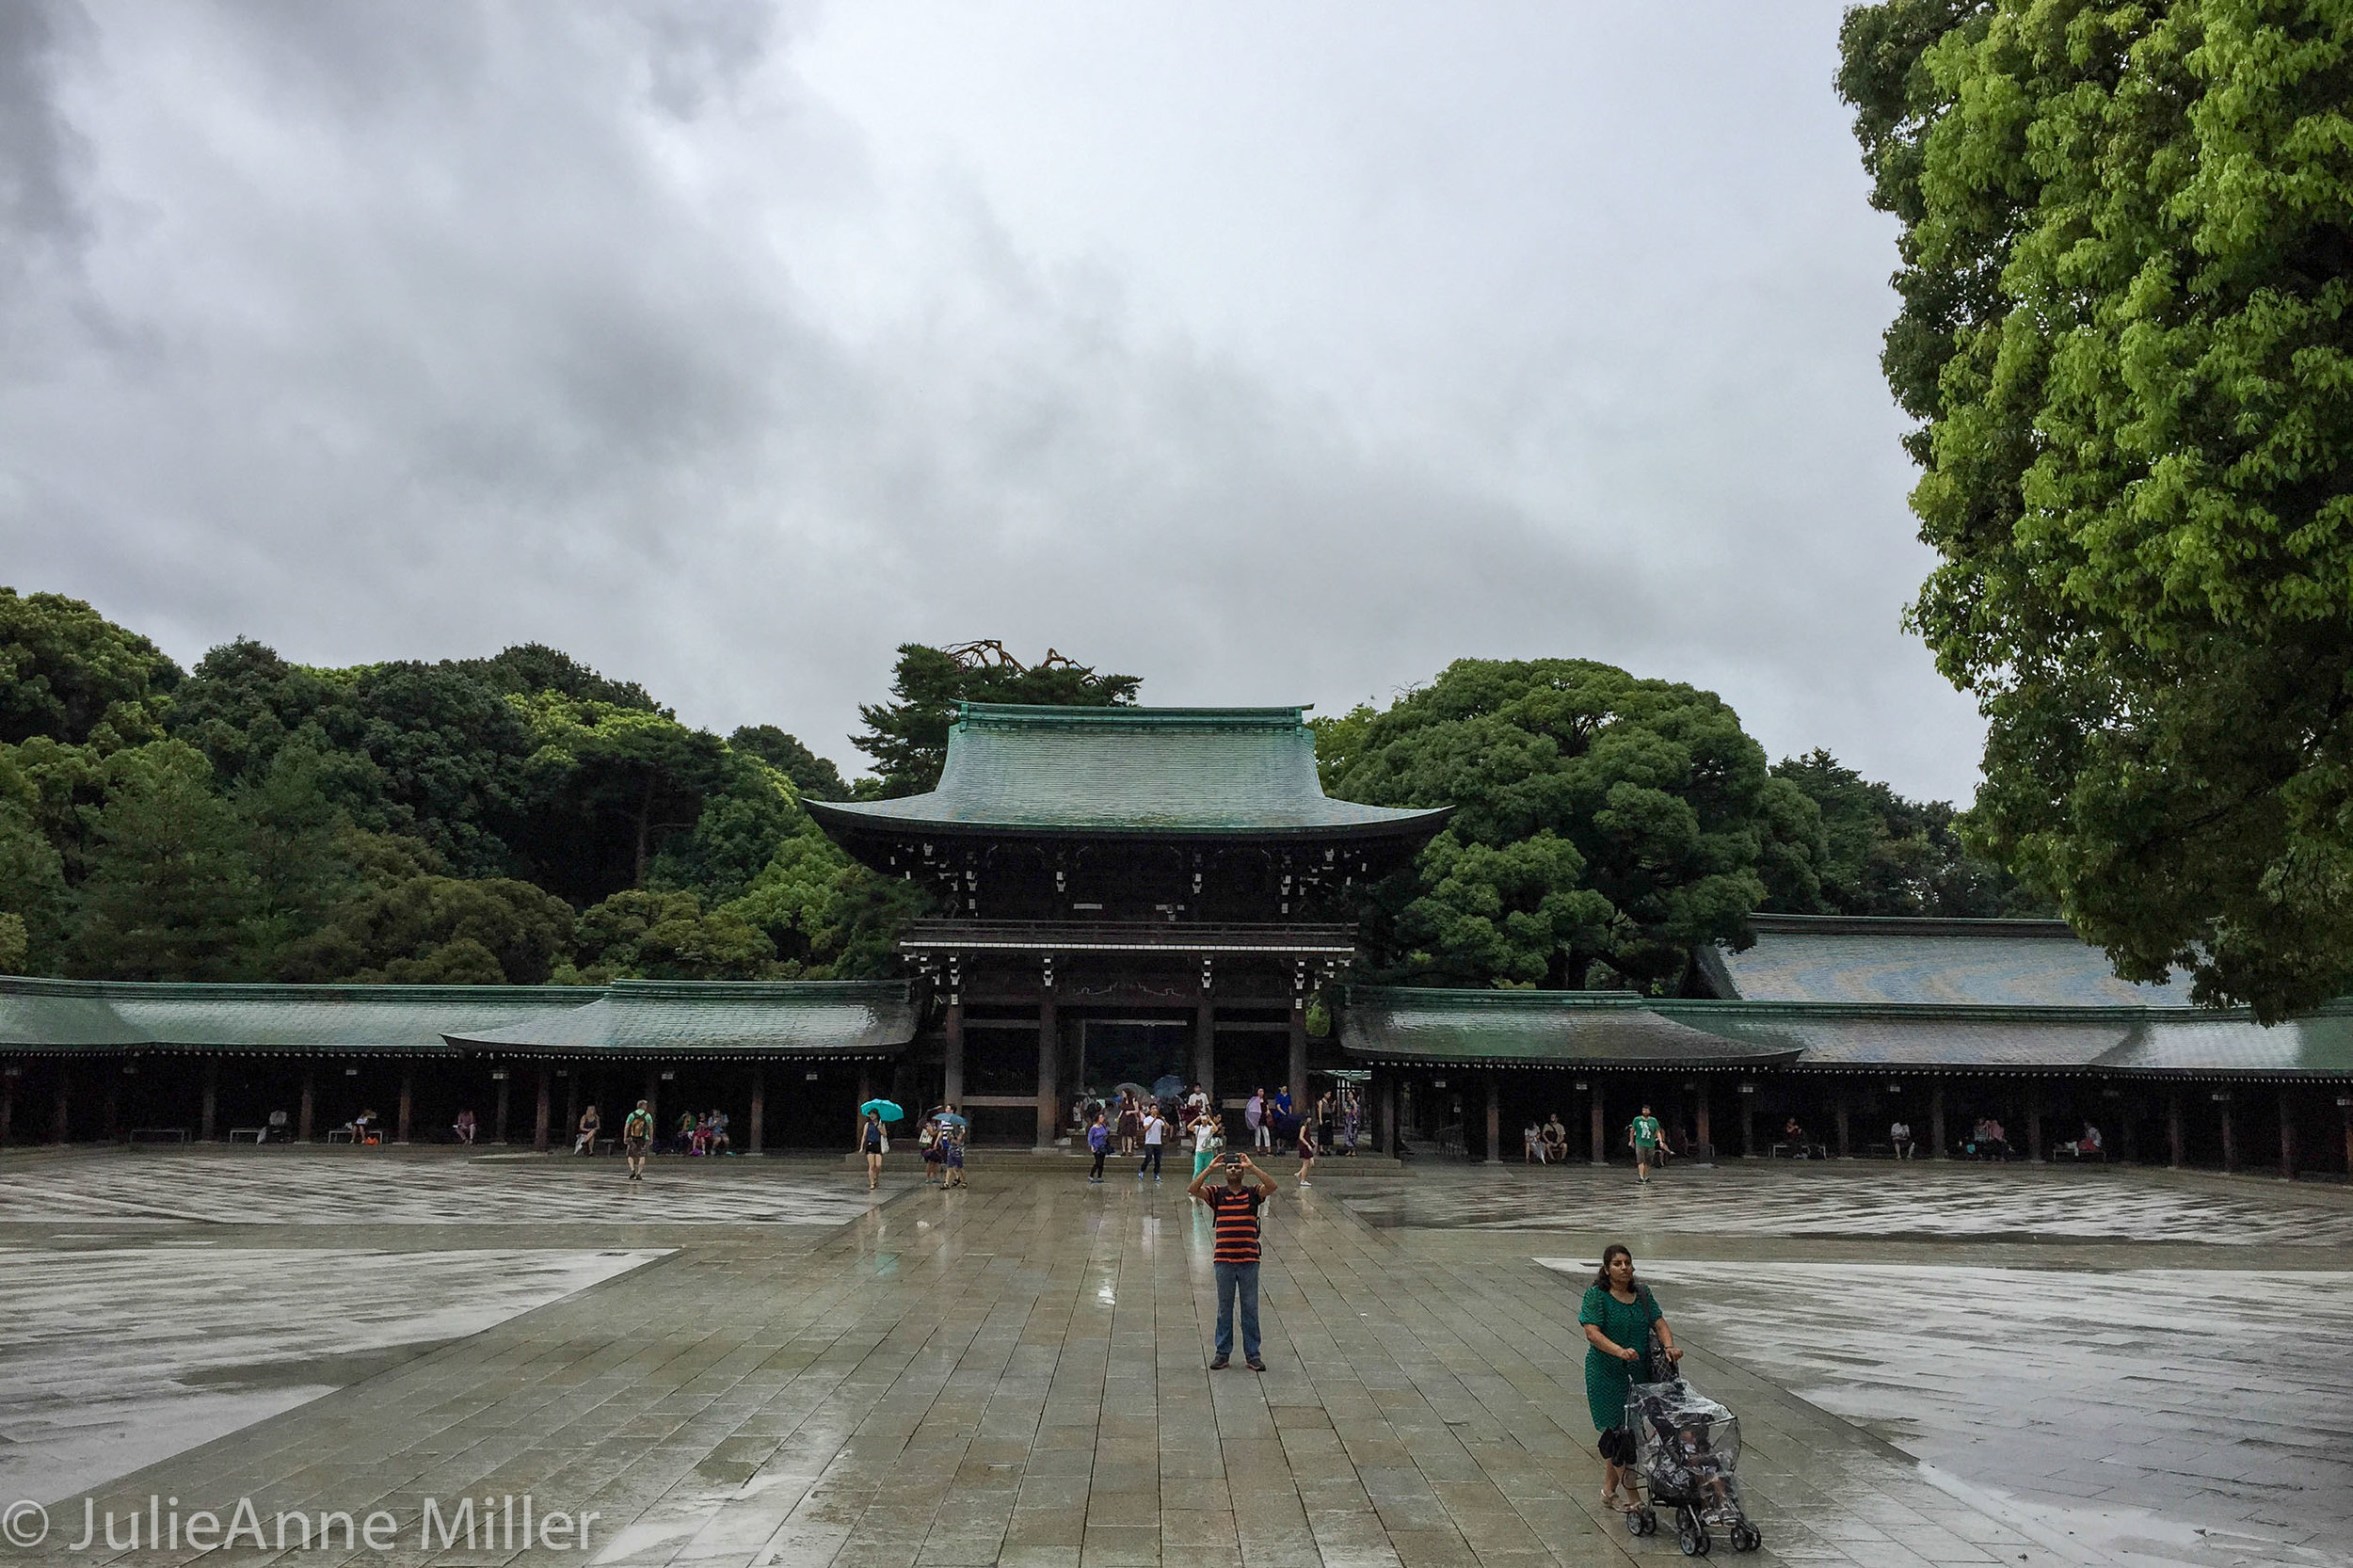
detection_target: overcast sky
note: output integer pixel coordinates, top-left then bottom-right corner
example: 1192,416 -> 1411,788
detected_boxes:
1,1 -> 1988,800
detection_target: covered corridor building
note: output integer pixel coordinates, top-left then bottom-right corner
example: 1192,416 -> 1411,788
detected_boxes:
3,705 -> 2349,1176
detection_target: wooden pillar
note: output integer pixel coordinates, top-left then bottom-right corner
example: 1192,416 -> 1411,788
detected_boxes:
51,1067 -> 69,1144
1695,1082 -> 1712,1156
395,1066 -> 413,1144
1193,983 -> 1216,1107
493,1070 -> 511,1144
643,1067 -> 660,1143
1739,1087 -> 1754,1158
1287,1000 -> 1308,1115
200,1056 -> 219,1142
747,1066 -> 764,1155
2168,1088 -> 2185,1167
2025,1084 -> 2045,1162
1039,989 -> 1062,1150
1484,1074 -> 1501,1164
1,1066 -> 15,1144
2343,1094 -> 2353,1180
533,1067 -> 552,1152
1930,1080 -> 1947,1160
2219,1094 -> 2236,1173
2278,1088 -> 2295,1179
1834,1095 -> 1851,1159
299,1065 -> 316,1143
563,1070 -> 578,1144
1589,1087 -> 1606,1166
104,1069 -> 121,1142
942,963 -> 966,1107
1379,1073 -> 1397,1156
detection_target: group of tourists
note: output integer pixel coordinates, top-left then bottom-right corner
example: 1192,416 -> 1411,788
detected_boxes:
1525,1104 -> 1676,1184
565,1102 -> 730,1163
1079,1088 -> 1326,1189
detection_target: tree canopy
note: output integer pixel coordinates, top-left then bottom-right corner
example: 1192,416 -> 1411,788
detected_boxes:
852,641 -> 1141,797
1761,749 -> 2050,918
1319,659 -> 1817,993
0,589 -> 918,984
1838,1 -> 2353,1018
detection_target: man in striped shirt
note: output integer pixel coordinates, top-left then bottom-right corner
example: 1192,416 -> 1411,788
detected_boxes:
1188,1150 -> 1280,1370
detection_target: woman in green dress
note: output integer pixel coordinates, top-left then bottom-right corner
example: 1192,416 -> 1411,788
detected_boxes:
1578,1242 -> 1682,1511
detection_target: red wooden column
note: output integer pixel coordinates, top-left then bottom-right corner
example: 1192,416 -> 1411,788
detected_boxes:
52,1067 -> 70,1144
298,1065 -> 316,1143
2343,1094 -> 2353,1181
1588,1088 -> 1606,1166
200,1056 -> 219,1142
747,1066 -> 764,1155
534,1066 -> 552,1152
1694,1082 -> 1712,1157
395,1067 -> 414,1144
2279,1088 -> 2296,1180
1930,1080 -> 1947,1160
3,1064 -> 17,1144
1484,1074 -> 1501,1163
2219,1092 -> 2236,1172
2026,1086 -> 2044,1162
492,1069 -> 510,1144
2167,1089 -> 2185,1167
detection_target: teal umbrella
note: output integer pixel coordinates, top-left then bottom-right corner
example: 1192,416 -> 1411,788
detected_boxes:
859,1099 -> 904,1122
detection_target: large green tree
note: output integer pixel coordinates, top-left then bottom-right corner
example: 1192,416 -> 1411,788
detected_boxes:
1763,749 -> 2049,917
0,589 -> 180,749
284,874 -> 575,984
852,641 -> 1141,796
1320,659 -> 1815,992
1839,1 -> 2353,1017
68,744 -> 262,981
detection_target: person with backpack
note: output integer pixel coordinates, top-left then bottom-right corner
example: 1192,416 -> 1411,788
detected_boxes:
621,1100 -> 655,1182
1627,1104 -> 1672,1186
1086,1112 -> 1110,1182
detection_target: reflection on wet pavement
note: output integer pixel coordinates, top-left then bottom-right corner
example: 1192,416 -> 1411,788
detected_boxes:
0,1247 -> 663,1506
1346,1161 -> 2353,1244
0,1148 -> 908,1225
1561,1262 -> 2353,1568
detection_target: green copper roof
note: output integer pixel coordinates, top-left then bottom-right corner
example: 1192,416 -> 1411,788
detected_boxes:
1341,987 -> 1802,1069
1720,916 -> 2195,1007
443,981 -> 916,1058
806,704 -> 1452,839
0,975 -> 915,1059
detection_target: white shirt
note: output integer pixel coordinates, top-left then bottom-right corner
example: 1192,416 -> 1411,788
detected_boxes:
1143,1115 -> 1165,1145
1193,1123 -> 1218,1153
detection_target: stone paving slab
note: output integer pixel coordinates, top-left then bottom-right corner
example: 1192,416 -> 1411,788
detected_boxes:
7,1150 -> 2348,1568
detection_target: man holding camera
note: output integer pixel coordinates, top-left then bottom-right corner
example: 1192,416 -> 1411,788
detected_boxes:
1188,1150 -> 1279,1370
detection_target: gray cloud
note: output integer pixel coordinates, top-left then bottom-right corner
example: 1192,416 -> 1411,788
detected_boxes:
0,1 -> 1987,800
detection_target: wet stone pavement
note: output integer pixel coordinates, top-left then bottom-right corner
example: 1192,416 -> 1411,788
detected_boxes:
0,1147 -> 2345,1568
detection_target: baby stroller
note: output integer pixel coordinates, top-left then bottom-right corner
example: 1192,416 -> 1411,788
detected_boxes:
1619,1341 -> 1763,1555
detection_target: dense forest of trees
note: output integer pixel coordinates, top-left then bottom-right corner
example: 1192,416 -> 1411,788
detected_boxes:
0,588 -> 2033,989
1311,660 -> 2046,997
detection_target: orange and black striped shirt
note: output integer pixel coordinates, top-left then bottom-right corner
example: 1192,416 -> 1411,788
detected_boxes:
1201,1186 -> 1264,1263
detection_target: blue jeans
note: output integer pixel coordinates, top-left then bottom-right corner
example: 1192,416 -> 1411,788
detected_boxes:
1214,1260 -> 1261,1362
